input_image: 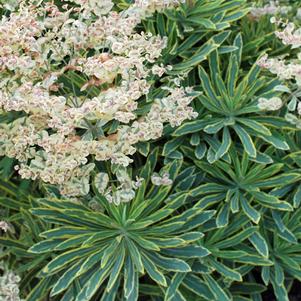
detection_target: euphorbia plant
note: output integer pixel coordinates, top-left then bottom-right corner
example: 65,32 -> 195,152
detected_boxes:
27,151 -> 213,301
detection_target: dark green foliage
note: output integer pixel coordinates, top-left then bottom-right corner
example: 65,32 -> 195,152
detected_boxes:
135,0 -> 249,75
1,1 -> 301,301
171,34 -> 296,164
27,152 -> 211,300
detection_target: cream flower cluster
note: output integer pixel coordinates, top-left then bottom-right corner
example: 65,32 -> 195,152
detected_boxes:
250,1 -> 291,20
90,169 -> 144,207
0,263 -> 23,301
273,21 -> 301,48
257,54 -> 301,83
258,97 -> 283,111
0,0 -> 20,11
0,0 -> 194,200
0,221 -> 10,232
151,172 -> 173,186
130,0 -> 185,16
104,169 -> 144,206
70,0 -> 114,17
257,20 -> 301,128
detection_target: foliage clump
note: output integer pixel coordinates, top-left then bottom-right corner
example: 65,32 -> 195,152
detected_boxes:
1,1 -> 301,301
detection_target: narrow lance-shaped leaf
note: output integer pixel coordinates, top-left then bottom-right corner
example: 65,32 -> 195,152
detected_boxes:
240,196 -> 261,224
233,124 -> 256,158
142,253 -> 167,287
215,126 -> 231,159
249,231 -> 269,258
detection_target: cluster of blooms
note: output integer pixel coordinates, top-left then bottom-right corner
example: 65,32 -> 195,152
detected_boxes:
129,0 -> 185,17
250,1 -> 292,20
1,0 -> 185,17
0,221 -> 10,232
0,0 -> 195,201
257,53 -> 301,83
0,262 -> 23,301
257,20 -> 301,128
258,96 -> 283,110
272,19 -> 301,48
92,167 -> 174,206
151,172 -> 173,186
92,170 -> 144,206
106,170 -> 144,205
70,0 -> 114,17
0,0 -> 20,11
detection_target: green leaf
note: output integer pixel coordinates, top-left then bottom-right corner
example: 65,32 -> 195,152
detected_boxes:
28,239 -> 65,254
230,282 -> 267,295
43,247 -> 96,274
101,238 -> 121,268
204,120 -> 224,134
250,191 -> 293,211
189,17 -> 216,29
101,276 -> 120,301
272,281 -> 289,301
173,120 -> 208,136
127,270 -> 138,301
26,276 -> 56,301
106,246 -> 125,291
190,183 -> 226,197
124,256 -> 136,298
274,261 -> 285,286
293,185 -> 301,208
55,234 -> 92,251
126,239 -> 144,274
147,252 -> 191,272
249,232 -> 269,258
172,31 -> 230,71
230,190 -> 240,213
31,207 -> 113,229
40,227 -> 94,239
163,245 -> 210,258
130,233 -> 160,251
233,124 -> 256,158
165,273 -> 187,301
215,127 -> 231,159
203,274 -> 231,301
131,208 -> 174,229
75,259 -> 113,301
180,210 -> 216,232
198,66 -> 220,109
233,254 -> 273,266
259,133 -> 289,150
278,255 -> 300,270
76,250 -> 105,277
218,45 -> 238,54
253,173 -> 300,188
261,266 -> 270,286
190,133 -> 200,146
0,197 -> 30,210
216,203 -> 230,228
227,57 -> 239,96
51,260 -> 85,296
240,196 -> 261,224
214,227 -> 258,249
163,137 -> 185,156
142,253 -> 167,286
183,274 -> 214,300
209,258 -> 242,281
237,118 -> 271,136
